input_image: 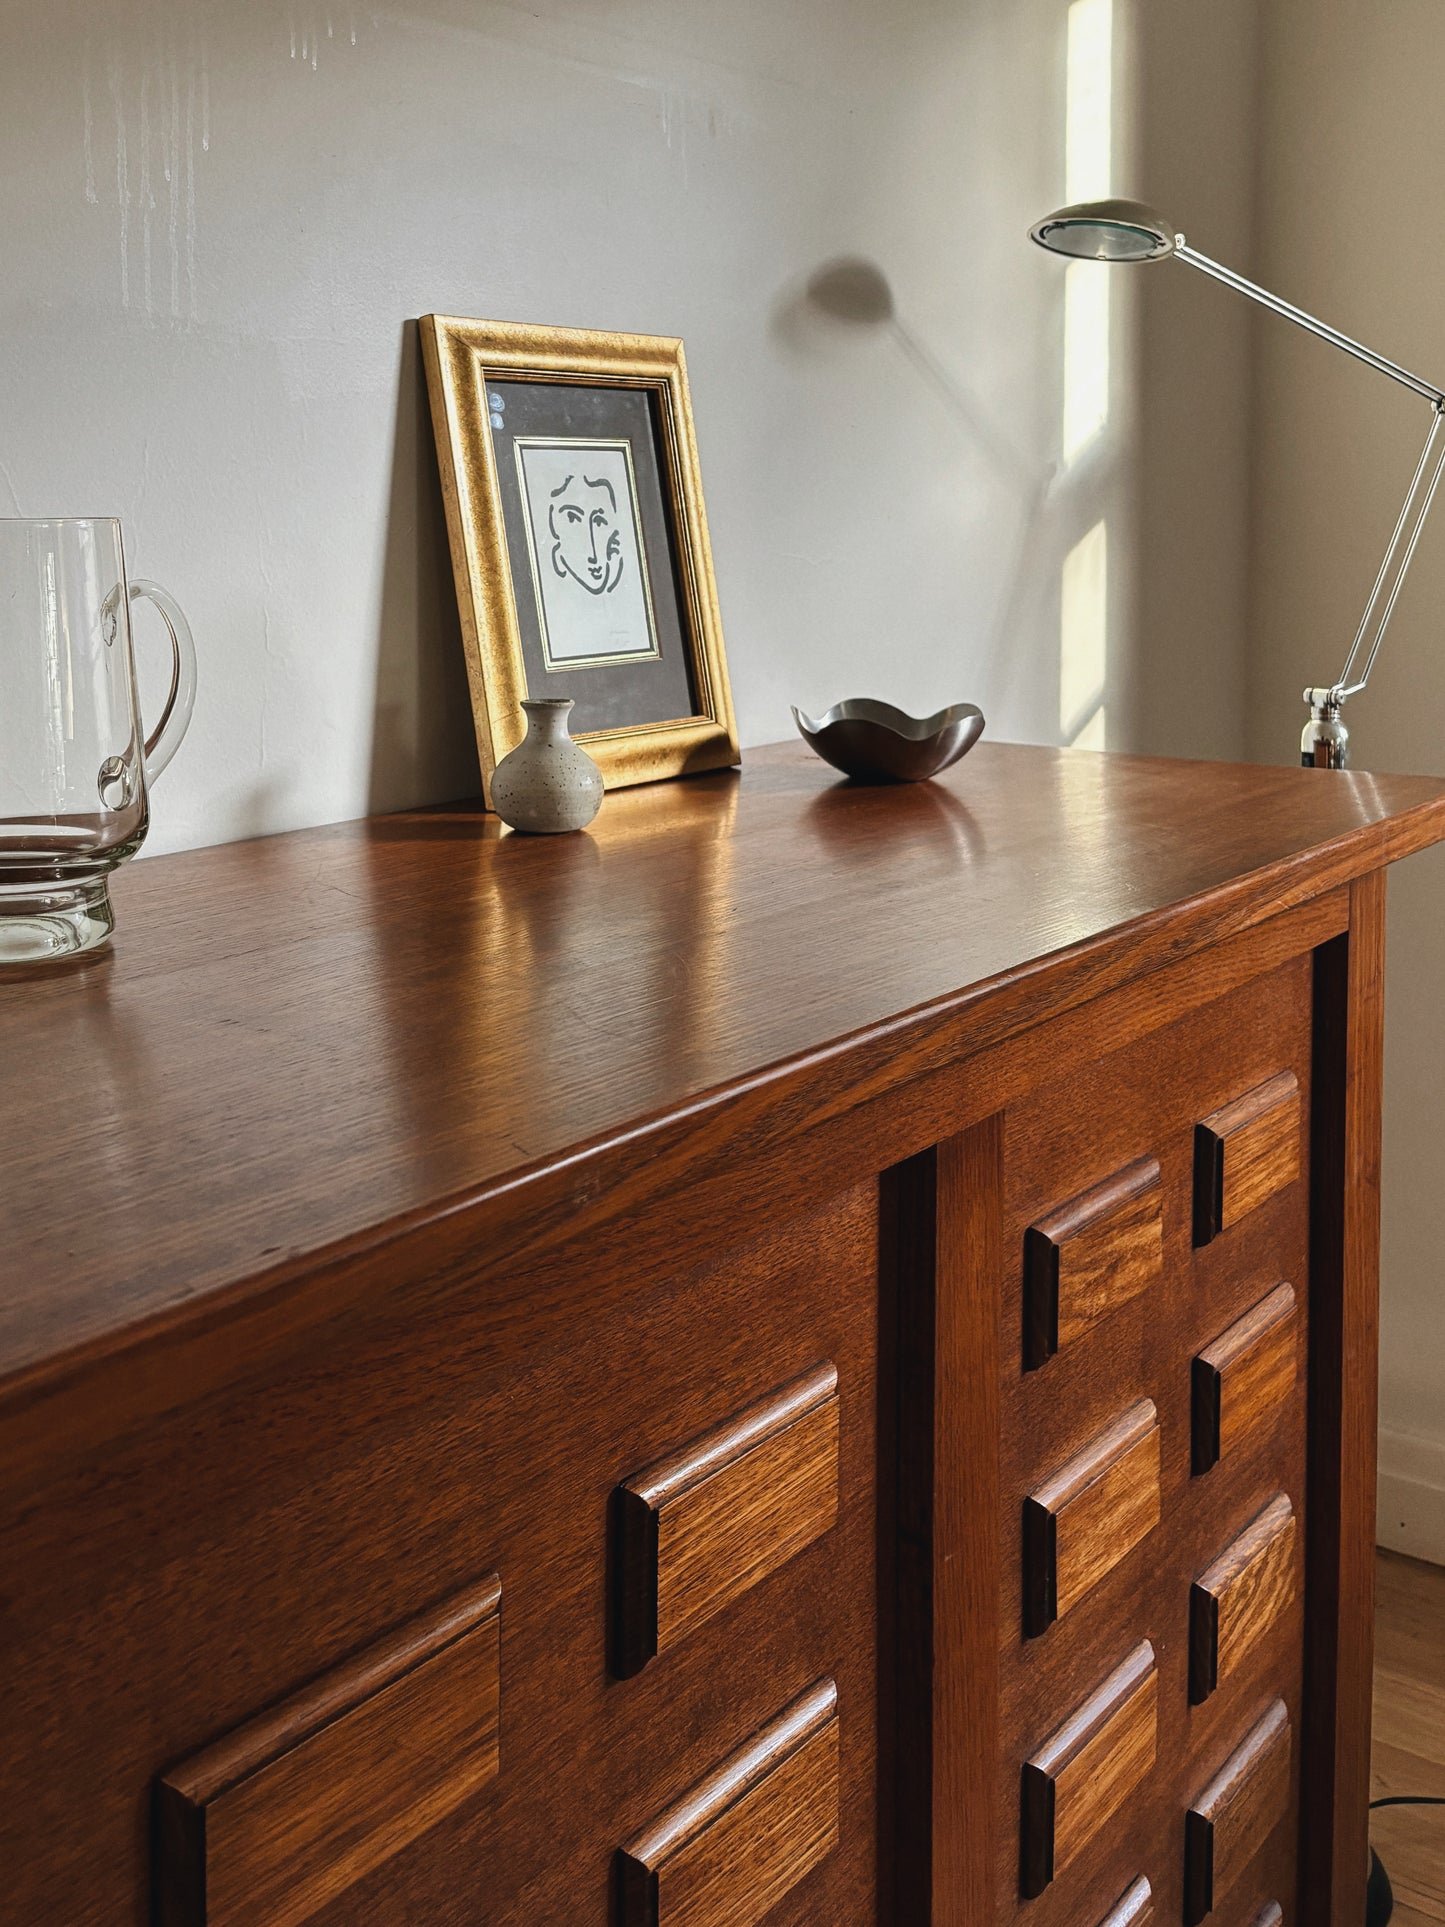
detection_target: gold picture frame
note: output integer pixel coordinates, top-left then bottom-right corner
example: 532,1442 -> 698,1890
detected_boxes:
420,316 -> 740,806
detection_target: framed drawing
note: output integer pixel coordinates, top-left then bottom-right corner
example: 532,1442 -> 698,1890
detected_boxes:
420,317 -> 740,805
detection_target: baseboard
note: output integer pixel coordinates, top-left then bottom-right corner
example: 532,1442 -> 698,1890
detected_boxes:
1377,1427 -> 1445,1567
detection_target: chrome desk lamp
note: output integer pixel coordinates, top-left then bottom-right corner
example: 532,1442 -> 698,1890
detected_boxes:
1030,198 -> 1445,768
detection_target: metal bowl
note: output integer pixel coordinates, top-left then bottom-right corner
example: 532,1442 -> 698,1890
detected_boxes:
791,698 -> 986,783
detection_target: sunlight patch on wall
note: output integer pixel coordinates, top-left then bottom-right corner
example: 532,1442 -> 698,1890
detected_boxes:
1061,519 -> 1108,746
1065,0 -> 1112,203
1061,0 -> 1113,465
1063,261 -> 1110,462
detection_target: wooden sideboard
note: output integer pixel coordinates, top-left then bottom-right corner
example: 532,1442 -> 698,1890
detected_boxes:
3,741 -> 1443,1927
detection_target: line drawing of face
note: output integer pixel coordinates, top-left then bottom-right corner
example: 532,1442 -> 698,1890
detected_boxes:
548,472 -> 625,596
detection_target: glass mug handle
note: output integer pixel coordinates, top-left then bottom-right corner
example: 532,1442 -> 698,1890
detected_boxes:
128,579 -> 197,782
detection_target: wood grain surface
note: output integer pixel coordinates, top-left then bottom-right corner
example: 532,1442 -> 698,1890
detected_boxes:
1020,1640 -> 1158,1898
0,747 -> 1437,1927
5,1185 -> 882,1925
1023,1400 -> 1161,1635
616,1679 -> 839,1927
1302,874 -> 1388,1927
890,1121 -> 1007,1927
1189,1495 -> 1297,1704
157,1574 -> 502,1927
2,741 -> 1441,1448
613,1362 -> 839,1676
999,953 -> 1314,1927
1193,1284 -> 1300,1475
1098,1876 -> 1154,1927
1184,1699 -> 1291,1925
1023,1158 -> 1163,1367
1195,1071 -> 1302,1245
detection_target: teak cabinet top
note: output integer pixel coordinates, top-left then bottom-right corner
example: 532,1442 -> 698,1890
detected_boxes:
1,740 -> 1442,1449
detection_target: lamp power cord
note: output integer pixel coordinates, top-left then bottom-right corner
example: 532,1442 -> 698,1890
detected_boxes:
1366,1795 -> 1445,1927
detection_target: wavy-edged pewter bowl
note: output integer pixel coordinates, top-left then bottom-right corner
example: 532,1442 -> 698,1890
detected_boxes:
791,698 -> 986,783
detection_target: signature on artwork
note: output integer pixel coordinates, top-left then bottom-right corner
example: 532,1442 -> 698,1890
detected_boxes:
549,472 -> 625,596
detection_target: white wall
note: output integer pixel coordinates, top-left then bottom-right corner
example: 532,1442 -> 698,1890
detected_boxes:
1253,0 -> 1445,1561
0,0 -> 1167,855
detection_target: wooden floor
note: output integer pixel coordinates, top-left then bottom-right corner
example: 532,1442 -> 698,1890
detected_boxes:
1373,1549 -> 1445,1924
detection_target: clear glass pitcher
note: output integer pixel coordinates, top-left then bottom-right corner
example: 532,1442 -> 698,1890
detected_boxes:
0,518 -> 196,962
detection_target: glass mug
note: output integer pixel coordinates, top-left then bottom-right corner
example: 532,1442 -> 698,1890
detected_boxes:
0,518 -> 196,962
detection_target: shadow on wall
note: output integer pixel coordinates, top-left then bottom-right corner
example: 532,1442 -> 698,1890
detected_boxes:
772,258 -> 1057,716
780,258 -> 1043,491
368,322 -> 480,815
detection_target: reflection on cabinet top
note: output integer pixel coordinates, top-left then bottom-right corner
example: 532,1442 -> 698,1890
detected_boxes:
2,740 -> 1443,1428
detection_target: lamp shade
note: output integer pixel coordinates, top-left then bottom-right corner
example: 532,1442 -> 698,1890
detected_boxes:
1029,198 -> 1178,263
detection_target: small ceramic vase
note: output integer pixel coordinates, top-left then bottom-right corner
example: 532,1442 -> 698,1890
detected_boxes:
490,698 -> 604,834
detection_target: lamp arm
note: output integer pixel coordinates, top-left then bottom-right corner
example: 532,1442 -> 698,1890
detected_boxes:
1176,243 -> 1444,405
1174,241 -> 1445,765
1329,402 -> 1445,702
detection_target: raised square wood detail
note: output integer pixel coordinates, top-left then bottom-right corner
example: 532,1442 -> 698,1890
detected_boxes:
1020,1640 -> 1158,1899
1023,1400 -> 1161,1636
1098,1876 -> 1154,1927
617,1678 -> 839,1927
1184,1699 -> 1291,1925
612,1361 -> 839,1678
1192,1284 -> 1298,1476
1194,1070 -> 1301,1246
1023,1158 -> 1163,1369
1190,1494 -> 1297,1704
155,1573 -> 502,1927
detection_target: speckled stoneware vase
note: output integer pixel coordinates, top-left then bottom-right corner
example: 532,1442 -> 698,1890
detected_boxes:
490,698 -> 604,834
